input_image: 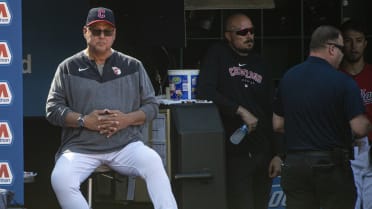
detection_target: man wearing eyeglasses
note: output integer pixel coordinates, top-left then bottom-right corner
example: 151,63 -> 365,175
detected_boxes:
272,25 -> 371,209
340,19 -> 372,209
45,7 -> 178,209
197,13 -> 283,209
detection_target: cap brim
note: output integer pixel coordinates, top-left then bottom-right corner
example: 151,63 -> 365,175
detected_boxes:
86,20 -> 115,27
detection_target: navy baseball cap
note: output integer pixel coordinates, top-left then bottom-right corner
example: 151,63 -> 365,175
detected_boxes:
86,7 -> 115,27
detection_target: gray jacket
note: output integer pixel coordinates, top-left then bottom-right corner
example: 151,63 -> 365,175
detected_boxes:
46,50 -> 158,159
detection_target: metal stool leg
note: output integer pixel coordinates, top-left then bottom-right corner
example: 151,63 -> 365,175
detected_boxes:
88,176 -> 93,208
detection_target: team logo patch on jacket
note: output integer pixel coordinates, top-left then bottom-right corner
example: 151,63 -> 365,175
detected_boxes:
112,66 -> 121,75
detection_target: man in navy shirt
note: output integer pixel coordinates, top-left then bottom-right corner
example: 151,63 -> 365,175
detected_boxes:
272,25 -> 371,209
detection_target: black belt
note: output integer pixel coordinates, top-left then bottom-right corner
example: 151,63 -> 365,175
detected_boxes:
286,149 -> 353,167
287,150 -> 334,157
287,149 -> 351,159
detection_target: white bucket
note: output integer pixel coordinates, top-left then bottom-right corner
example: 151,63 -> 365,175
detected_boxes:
168,69 -> 199,100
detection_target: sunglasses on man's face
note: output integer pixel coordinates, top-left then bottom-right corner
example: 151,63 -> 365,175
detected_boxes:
89,28 -> 114,37
227,27 -> 255,36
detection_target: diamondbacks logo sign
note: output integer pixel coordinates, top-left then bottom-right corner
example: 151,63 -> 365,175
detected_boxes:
0,121 -> 13,145
0,2 -> 11,24
0,42 -> 11,65
0,81 -> 12,105
0,162 -> 13,185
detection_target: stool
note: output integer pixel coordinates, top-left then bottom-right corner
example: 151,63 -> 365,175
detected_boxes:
87,165 -> 112,208
86,165 -> 137,208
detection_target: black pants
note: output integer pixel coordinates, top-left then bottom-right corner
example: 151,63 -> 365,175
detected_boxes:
281,151 -> 356,209
226,152 -> 272,209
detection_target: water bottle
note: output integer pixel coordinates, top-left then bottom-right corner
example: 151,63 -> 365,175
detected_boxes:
230,124 -> 249,145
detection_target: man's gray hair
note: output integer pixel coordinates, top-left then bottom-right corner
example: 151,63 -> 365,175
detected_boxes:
309,25 -> 341,51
